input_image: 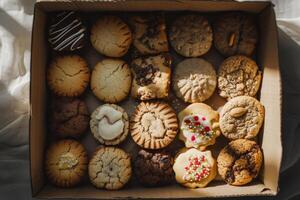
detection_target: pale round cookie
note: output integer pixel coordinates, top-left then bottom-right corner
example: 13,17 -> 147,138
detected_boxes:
130,101 -> 178,149
88,147 -> 132,190
173,58 -> 217,103
47,55 -> 90,97
178,103 -> 220,150
169,15 -> 213,57
218,55 -> 262,99
90,104 -> 129,145
90,16 -> 132,57
45,139 -> 88,188
217,139 -> 263,186
173,148 -> 217,188
91,59 -> 132,103
220,96 -> 265,140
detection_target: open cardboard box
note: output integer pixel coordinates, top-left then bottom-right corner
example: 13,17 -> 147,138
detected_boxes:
30,0 -> 282,199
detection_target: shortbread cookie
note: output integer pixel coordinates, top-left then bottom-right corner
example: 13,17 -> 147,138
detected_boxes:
218,55 -> 262,99
214,12 -> 258,57
217,139 -> 263,186
134,149 -> 174,187
220,96 -> 264,140
131,54 -> 171,100
169,15 -> 213,57
47,55 -> 90,97
90,104 -> 129,145
173,148 -> 217,188
91,59 -> 132,103
90,16 -> 132,57
129,14 -> 168,55
50,97 -> 89,138
173,58 -> 217,103
48,11 -> 86,51
178,103 -> 220,149
45,139 -> 88,187
88,147 -> 132,190
130,102 -> 178,149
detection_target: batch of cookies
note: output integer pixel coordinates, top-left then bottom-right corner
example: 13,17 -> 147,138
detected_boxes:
44,11 -> 265,190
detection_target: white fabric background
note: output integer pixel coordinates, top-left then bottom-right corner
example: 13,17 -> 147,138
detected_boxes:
0,0 -> 300,199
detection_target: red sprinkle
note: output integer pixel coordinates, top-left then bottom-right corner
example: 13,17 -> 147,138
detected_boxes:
202,117 -> 206,121
194,122 -> 200,126
193,116 -> 199,121
185,166 -> 189,170
204,126 -> 210,132
191,135 -> 196,141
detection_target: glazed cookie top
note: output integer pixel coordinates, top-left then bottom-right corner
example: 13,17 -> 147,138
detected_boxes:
220,96 -> 264,140
169,15 -> 213,57
218,55 -> 262,99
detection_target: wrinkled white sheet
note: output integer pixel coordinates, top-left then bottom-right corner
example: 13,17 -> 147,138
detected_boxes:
0,0 -> 300,199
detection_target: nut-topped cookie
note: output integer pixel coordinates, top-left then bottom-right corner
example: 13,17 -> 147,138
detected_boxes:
129,14 -> 168,55
178,103 -> 220,150
131,54 -> 171,100
220,96 -> 265,140
130,101 -> 178,149
218,55 -> 262,99
90,104 -> 129,145
214,12 -> 258,57
217,139 -> 263,186
169,15 -> 213,57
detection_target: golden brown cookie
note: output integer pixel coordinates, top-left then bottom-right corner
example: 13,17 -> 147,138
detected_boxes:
178,103 -> 220,150
91,59 -> 132,103
218,55 -> 262,99
47,55 -> 90,97
90,16 -> 132,57
173,58 -> 217,103
131,54 -> 171,100
90,104 -> 129,145
220,96 -> 265,140
130,101 -> 178,149
88,147 -> 132,190
173,148 -> 217,188
45,139 -> 88,188
217,139 -> 263,186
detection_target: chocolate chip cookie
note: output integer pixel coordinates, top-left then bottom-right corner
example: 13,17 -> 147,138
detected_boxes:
217,139 -> 263,186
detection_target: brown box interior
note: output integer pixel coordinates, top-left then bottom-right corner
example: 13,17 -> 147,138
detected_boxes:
30,0 -> 282,199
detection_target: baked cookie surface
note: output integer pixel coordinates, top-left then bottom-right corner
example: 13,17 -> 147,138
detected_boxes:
169,15 -> 213,57
130,101 -> 178,149
45,139 -> 88,188
90,104 -> 129,145
220,96 -> 264,140
91,59 -> 132,103
217,139 -> 263,186
173,58 -> 217,103
88,147 -> 132,190
218,55 -> 262,99
90,16 -> 132,57
131,54 -> 171,100
173,148 -> 217,188
214,12 -> 258,57
47,55 -> 90,97
178,103 -> 220,149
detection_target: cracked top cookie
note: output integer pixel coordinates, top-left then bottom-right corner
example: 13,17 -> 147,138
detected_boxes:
173,58 -> 217,103
169,15 -> 213,57
220,96 -> 265,140
91,59 -> 132,103
45,139 -> 88,188
90,16 -> 132,57
90,104 -> 129,145
129,14 -> 168,55
214,12 -> 258,57
218,55 -> 262,99
217,139 -> 263,186
130,101 -> 178,149
47,55 -> 90,97
131,54 -> 171,100
88,147 -> 132,190
50,97 -> 89,138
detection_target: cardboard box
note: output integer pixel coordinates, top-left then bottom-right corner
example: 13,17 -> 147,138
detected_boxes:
30,0 -> 282,198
